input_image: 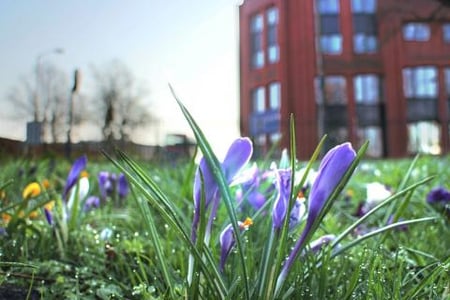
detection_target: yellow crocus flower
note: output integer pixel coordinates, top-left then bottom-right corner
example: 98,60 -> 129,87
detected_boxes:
2,213 -> 11,224
22,182 -> 41,199
29,210 -> 39,219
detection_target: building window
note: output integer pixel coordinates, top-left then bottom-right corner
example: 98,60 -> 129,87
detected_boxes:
267,7 -> 279,63
323,76 -> 347,104
357,126 -> 383,157
444,24 -> 450,43
317,0 -> 339,13
351,0 -> 376,13
354,74 -> 380,104
352,0 -> 377,53
445,68 -> 450,98
269,82 -> 281,110
403,66 -> 437,98
251,14 -> 264,68
353,34 -> 377,53
317,0 -> 342,54
403,23 -> 430,41
252,86 -> 266,112
408,121 -> 441,154
320,35 -> 343,54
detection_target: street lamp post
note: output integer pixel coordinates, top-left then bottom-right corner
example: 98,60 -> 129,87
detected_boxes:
66,69 -> 80,159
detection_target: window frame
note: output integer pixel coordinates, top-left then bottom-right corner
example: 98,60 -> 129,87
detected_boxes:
403,66 -> 438,98
252,86 -> 266,113
354,74 -> 380,104
266,6 -> 279,63
443,23 -> 450,43
403,22 -> 431,42
250,13 -> 264,68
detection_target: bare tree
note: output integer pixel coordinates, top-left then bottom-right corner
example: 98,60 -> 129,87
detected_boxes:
91,59 -> 154,142
7,62 -> 72,143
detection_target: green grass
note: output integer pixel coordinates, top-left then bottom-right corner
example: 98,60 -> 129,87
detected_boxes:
0,99 -> 449,299
0,153 -> 449,299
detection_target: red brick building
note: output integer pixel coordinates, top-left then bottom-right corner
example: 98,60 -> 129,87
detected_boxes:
239,0 -> 450,159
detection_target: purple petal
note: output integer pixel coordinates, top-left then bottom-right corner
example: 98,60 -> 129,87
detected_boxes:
44,208 -> 53,225
272,169 -> 291,229
426,187 -> 450,204
63,155 -> 87,201
98,171 -> 112,199
307,234 -> 336,254
308,143 -> 356,222
193,158 -> 219,209
219,224 -> 235,272
117,173 -> 129,199
248,192 -> 266,211
289,197 -> 306,230
222,138 -> 253,181
84,196 -> 100,212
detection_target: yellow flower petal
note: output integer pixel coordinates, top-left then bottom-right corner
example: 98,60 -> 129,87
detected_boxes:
44,200 -> 55,211
23,182 -> 41,199
2,213 -> 11,223
42,179 -> 50,189
29,210 -> 39,219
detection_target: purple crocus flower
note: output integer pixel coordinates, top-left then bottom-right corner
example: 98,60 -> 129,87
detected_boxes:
188,138 -> 252,285
276,142 -> 356,293
426,186 -> 450,219
83,196 -> 101,212
62,155 -> 87,201
191,137 -> 253,244
117,173 -> 129,199
426,187 -> 450,204
98,171 -> 114,200
272,168 -> 292,229
219,218 -> 253,272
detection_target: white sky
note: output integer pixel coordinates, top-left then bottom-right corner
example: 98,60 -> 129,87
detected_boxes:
0,0 -> 243,158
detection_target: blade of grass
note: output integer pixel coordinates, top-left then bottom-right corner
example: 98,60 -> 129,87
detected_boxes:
331,217 -> 437,258
130,186 -> 176,298
171,84 -> 250,299
331,175 -> 435,249
382,154 -> 420,225
104,150 -> 227,298
403,256 -> 449,299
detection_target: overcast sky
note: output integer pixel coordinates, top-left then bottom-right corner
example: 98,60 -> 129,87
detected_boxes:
0,0 -> 242,158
